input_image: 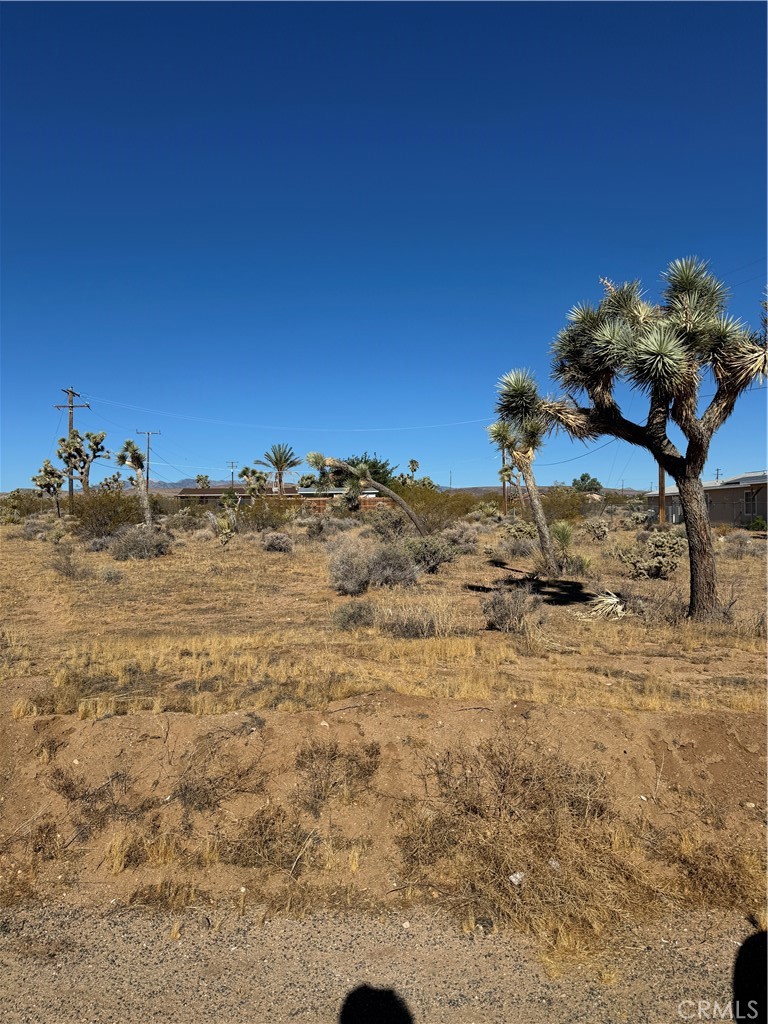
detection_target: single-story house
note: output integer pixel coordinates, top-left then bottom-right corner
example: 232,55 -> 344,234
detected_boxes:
177,485 -> 391,511
645,471 -> 767,526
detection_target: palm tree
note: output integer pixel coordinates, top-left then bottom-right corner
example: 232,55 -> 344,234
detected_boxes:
116,440 -> 152,526
408,459 -> 419,481
487,420 -> 514,515
541,258 -> 766,620
255,444 -> 302,496
492,374 -> 558,576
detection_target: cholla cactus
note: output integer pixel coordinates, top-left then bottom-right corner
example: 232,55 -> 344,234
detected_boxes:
619,531 -> 687,579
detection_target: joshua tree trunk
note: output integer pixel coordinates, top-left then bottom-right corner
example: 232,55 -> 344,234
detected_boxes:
134,469 -> 153,527
324,459 -> 428,536
518,461 -> 557,575
360,475 -> 429,537
501,449 -> 508,515
675,475 -> 719,621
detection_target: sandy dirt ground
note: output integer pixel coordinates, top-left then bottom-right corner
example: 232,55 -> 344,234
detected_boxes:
1,905 -> 762,1024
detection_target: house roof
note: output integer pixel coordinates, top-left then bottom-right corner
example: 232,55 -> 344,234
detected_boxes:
645,471 -> 767,498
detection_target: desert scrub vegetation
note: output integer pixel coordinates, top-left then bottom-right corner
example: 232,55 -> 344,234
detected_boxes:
294,738 -> 381,817
618,531 -> 687,580
395,730 -> 766,956
481,585 -> 547,654
261,531 -> 294,553
111,525 -> 172,561
375,593 -> 469,640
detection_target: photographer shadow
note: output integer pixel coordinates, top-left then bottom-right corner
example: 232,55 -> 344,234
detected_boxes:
339,985 -> 414,1023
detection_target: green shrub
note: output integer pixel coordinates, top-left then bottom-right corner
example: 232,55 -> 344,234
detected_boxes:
390,484 -> 482,532
403,536 -> 456,574
366,507 -> 409,541
540,486 -> 588,522
747,516 -> 766,532
0,489 -> 42,523
238,498 -> 295,532
71,492 -> 142,539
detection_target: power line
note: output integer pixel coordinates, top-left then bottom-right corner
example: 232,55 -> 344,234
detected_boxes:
537,438 -> 618,467
82,393 -> 493,434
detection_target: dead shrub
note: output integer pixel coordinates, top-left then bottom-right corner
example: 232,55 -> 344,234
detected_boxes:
222,806 -> 312,871
129,879 -> 206,911
294,738 -> 381,817
28,817 -> 63,861
262,531 -> 294,553
50,544 -> 91,580
111,525 -> 171,561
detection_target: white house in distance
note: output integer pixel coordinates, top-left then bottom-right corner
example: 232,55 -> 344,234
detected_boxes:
645,471 -> 767,526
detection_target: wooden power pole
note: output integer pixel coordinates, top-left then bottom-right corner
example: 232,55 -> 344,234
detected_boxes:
227,461 -> 238,487
657,463 -> 666,524
54,387 -> 90,513
136,431 -> 161,495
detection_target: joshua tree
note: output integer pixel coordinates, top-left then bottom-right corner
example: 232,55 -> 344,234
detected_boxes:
297,473 -> 319,489
488,403 -> 557,575
408,459 -> 420,481
306,452 -> 428,536
195,474 -> 210,489
238,466 -> 269,494
31,460 -> 65,518
116,440 -> 152,526
255,444 -> 302,496
539,257 -> 765,620
99,472 -> 125,493
56,430 -> 109,494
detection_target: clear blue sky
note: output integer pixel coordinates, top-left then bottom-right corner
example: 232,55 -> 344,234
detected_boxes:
2,2 -> 765,491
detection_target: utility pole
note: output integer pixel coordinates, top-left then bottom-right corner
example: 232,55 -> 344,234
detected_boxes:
621,479 -> 625,497
54,387 -> 90,513
449,470 -> 452,493
136,431 -> 161,495
657,463 -> 666,524
227,461 -> 238,487
715,467 -> 721,481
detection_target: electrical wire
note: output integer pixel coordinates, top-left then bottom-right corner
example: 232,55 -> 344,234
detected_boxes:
81,393 -> 493,434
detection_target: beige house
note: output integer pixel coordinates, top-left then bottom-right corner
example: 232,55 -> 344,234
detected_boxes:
645,471 -> 767,526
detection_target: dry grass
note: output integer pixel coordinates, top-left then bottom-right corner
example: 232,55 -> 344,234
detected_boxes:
395,728 -> 766,958
2,521 -> 764,716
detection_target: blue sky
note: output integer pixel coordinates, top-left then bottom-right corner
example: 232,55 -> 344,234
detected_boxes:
2,2 -> 765,491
